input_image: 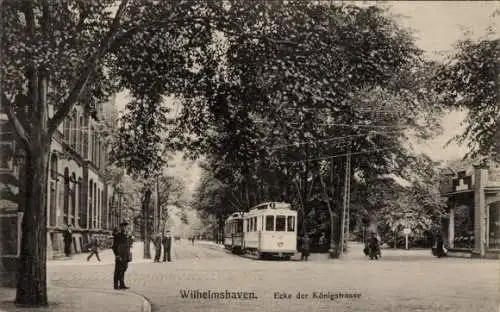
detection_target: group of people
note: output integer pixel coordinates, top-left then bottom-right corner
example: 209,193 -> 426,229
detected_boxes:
152,230 -> 173,262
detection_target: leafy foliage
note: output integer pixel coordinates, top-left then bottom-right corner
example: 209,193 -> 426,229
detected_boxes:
436,37 -> 499,161
182,2 -> 446,250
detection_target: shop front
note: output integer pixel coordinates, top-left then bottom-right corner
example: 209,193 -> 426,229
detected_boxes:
440,163 -> 500,258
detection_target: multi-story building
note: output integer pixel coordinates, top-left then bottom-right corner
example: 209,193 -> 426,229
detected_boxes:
0,95 -> 123,262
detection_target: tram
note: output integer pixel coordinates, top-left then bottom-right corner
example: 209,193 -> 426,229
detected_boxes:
223,202 -> 297,259
224,212 -> 244,253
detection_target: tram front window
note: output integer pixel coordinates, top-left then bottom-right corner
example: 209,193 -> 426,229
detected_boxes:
276,215 -> 286,231
287,216 -> 295,232
265,215 -> 275,231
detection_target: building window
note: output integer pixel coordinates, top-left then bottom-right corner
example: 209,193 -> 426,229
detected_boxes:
89,180 -> 93,229
78,177 -> 84,228
83,119 -> 89,159
97,141 -> 101,168
101,189 -> 106,229
71,110 -> 77,149
93,183 -> 97,228
71,172 -> 76,226
78,116 -> 83,155
97,188 -> 101,228
63,119 -> 70,141
49,181 -> 57,226
63,168 -> 70,225
50,153 -> 58,180
70,111 -> 77,149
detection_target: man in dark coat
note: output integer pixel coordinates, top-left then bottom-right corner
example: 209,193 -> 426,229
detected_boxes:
153,232 -> 162,262
63,224 -> 73,257
436,234 -> 446,258
162,230 -> 172,262
300,234 -> 310,261
367,232 -> 380,259
112,222 -> 131,289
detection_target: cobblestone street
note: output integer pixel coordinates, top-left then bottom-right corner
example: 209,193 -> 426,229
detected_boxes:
47,240 -> 498,312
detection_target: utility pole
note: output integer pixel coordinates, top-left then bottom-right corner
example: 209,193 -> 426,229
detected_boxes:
155,177 -> 160,233
340,140 -> 351,256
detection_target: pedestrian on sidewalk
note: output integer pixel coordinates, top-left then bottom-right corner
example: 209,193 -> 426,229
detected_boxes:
63,224 -> 73,257
112,222 -> 131,290
87,233 -> 101,262
153,232 -> 162,262
162,230 -> 172,262
300,234 -> 310,261
191,236 -> 195,246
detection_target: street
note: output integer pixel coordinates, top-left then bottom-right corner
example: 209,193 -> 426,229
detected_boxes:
48,240 -> 498,312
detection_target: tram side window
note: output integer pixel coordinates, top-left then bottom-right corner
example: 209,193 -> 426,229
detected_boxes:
287,216 -> 295,232
265,215 -> 275,231
276,215 -> 286,231
253,217 -> 257,231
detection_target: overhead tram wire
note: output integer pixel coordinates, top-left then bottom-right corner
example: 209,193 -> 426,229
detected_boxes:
274,147 -> 399,165
267,130 -> 403,151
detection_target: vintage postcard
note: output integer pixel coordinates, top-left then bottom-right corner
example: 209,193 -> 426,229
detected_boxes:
0,1 -> 498,311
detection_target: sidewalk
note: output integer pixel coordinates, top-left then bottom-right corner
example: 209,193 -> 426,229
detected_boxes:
0,287 -> 150,312
48,242 -> 154,266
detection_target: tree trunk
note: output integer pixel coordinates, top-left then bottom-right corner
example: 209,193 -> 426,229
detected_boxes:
15,139 -> 50,306
142,188 -> 152,259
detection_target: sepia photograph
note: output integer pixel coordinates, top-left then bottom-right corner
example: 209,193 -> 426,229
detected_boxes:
0,0 -> 498,311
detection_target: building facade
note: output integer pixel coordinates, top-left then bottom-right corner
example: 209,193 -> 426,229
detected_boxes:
0,97 -> 123,264
440,161 -> 500,258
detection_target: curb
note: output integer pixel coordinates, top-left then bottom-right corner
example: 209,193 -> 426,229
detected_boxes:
52,287 -> 152,312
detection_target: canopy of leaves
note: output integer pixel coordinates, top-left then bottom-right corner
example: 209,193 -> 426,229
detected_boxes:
436,37 -> 499,161
183,2 -> 445,226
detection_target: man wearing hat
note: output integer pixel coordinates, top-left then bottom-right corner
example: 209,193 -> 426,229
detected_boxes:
162,230 -> 172,262
112,221 -> 131,289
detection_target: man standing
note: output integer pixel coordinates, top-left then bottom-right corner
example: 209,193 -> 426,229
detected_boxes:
162,230 -> 172,262
63,224 -> 73,257
300,234 -> 310,261
153,232 -> 162,262
87,233 -> 101,262
112,222 -> 131,289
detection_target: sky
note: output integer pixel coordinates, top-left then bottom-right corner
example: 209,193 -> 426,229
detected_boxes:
114,1 -> 498,185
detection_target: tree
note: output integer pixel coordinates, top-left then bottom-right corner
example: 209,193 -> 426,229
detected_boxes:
1,0 -> 218,305
182,2 -> 444,257
436,35 -> 499,161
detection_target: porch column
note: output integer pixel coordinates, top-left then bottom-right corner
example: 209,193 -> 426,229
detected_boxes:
473,164 -> 488,256
448,207 -> 455,248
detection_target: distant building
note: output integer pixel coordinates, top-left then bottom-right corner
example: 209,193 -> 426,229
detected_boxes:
0,95 -> 123,262
440,159 -> 500,258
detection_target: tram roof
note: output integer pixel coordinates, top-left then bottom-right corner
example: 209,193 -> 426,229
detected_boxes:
226,212 -> 244,221
249,202 -> 292,211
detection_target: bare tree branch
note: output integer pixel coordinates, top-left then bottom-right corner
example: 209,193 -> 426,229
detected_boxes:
47,0 -> 130,136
